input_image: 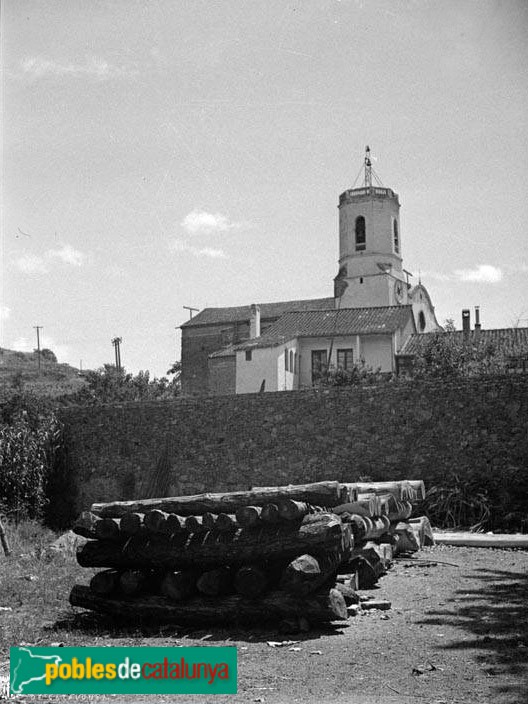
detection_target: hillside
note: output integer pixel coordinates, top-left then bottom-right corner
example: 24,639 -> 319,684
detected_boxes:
0,348 -> 87,401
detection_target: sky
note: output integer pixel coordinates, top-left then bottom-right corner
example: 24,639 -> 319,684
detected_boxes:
2,0 -> 528,377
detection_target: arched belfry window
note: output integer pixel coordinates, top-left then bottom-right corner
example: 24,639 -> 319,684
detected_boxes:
355,216 -> 366,251
393,219 -> 399,253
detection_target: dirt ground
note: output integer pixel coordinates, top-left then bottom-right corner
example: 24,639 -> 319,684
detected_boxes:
3,543 -> 528,704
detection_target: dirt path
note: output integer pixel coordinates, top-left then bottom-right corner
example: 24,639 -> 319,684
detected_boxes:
4,544 -> 528,704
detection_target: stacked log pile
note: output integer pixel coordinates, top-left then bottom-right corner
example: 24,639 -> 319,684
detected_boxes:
69,479 -> 433,629
70,482 -> 355,629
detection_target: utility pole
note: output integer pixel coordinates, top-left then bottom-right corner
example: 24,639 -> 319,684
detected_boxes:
111,337 -> 122,371
34,326 -> 43,372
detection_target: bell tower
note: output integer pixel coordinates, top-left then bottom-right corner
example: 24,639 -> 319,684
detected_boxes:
334,147 -> 408,308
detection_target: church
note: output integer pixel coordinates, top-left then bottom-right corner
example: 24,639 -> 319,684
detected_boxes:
181,148 -> 441,395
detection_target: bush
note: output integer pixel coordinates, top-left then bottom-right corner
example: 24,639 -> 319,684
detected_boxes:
0,394 -> 62,521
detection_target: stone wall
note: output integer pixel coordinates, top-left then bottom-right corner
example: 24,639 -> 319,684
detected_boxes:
59,375 -> 528,521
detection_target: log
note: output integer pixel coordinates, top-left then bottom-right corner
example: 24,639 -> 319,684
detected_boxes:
196,567 -> 233,596
77,513 -> 351,571
409,516 -> 435,547
407,480 -> 426,501
351,481 -> 417,502
333,499 -> 378,519
184,515 -> 207,534
0,516 -> 11,557
166,513 -> 187,534
235,505 -> 262,528
94,518 -> 121,542
234,565 -> 269,599
261,503 -> 280,524
69,585 -> 348,625
90,569 -> 121,596
120,512 -> 144,536
277,500 -> 310,521
144,510 -> 171,534
280,551 -> 341,597
119,569 -> 148,596
90,481 -> 349,518
160,570 -> 198,601
202,512 -> 217,531
215,513 -> 238,532
73,512 -> 100,539
431,532 -> 528,548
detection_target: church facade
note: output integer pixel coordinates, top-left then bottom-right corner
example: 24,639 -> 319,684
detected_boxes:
181,149 -> 441,395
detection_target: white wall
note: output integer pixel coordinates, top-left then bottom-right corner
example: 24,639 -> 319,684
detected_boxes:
236,341 -> 299,393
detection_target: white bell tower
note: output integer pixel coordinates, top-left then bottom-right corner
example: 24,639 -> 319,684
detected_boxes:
334,147 -> 408,308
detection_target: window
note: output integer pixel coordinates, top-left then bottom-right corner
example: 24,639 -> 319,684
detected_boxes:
337,348 -> 354,370
311,349 -> 328,383
355,216 -> 366,251
294,353 -> 298,374
284,347 -> 288,371
393,219 -> 399,253
418,311 -> 426,332
245,350 -> 252,361
289,350 -> 294,372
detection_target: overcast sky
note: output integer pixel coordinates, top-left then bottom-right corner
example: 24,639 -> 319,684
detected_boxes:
2,0 -> 527,377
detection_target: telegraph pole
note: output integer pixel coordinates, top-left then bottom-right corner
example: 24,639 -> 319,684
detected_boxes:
111,337 -> 122,371
183,305 -> 199,320
34,326 -> 43,372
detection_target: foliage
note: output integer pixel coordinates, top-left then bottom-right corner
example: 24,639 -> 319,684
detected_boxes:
0,393 -> 63,521
315,360 -> 385,387
64,364 -> 181,405
412,333 -> 509,380
39,348 -> 58,363
422,476 -> 491,531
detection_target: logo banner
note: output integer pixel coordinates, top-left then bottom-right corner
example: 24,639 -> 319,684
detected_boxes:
10,646 -> 237,695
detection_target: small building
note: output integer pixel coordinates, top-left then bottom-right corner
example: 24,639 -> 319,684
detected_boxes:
180,148 -> 441,395
209,304 -> 416,395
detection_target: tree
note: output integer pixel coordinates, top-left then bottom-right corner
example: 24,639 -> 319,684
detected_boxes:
412,333 -> 508,379
67,365 -> 181,405
315,360 -> 384,387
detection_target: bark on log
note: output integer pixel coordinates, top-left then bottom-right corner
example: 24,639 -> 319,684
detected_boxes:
235,506 -> 262,528
144,510 -> 171,534
351,481 -> 418,502
160,570 -> 198,601
277,500 -> 310,521
261,503 -> 280,524
234,566 -> 269,599
202,513 -> 217,531
215,514 -> 238,532
119,569 -> 148,596
90,481 -> 349,518
185,515 -> 207,533
90,569 -> 121,596
280,551 -> 341,597
120,513 -> 144,536
196,567 -> 233,596
333,499 -> 378,519
69,585 -> 348,625
94,518 -> 121,542
166,514 -> 187,534
77,513 -> 351,571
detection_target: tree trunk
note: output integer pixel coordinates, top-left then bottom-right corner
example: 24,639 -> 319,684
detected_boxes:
166,514 -> 187,533
215,514 -> 238,532
94,518 -> 121,542
144,510 -> 171,534
73,512 -> 100,539
185,515 -> 207,533
77,513 -> 351,571
119,569 -> 148,596
90,481 -> 350,518
69,585 -> 348,625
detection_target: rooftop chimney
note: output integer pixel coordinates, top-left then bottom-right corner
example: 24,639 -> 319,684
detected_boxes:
462,309 -> 471,335
474,306 -> 481,331
250,304 -> 261,339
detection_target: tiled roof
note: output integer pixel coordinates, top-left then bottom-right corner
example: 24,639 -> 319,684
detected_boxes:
232,306 -> 414,351
181,297 -> 335,328
398,328 -> 528,357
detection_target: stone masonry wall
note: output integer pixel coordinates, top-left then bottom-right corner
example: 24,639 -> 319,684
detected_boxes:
58,375 -> 528,521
